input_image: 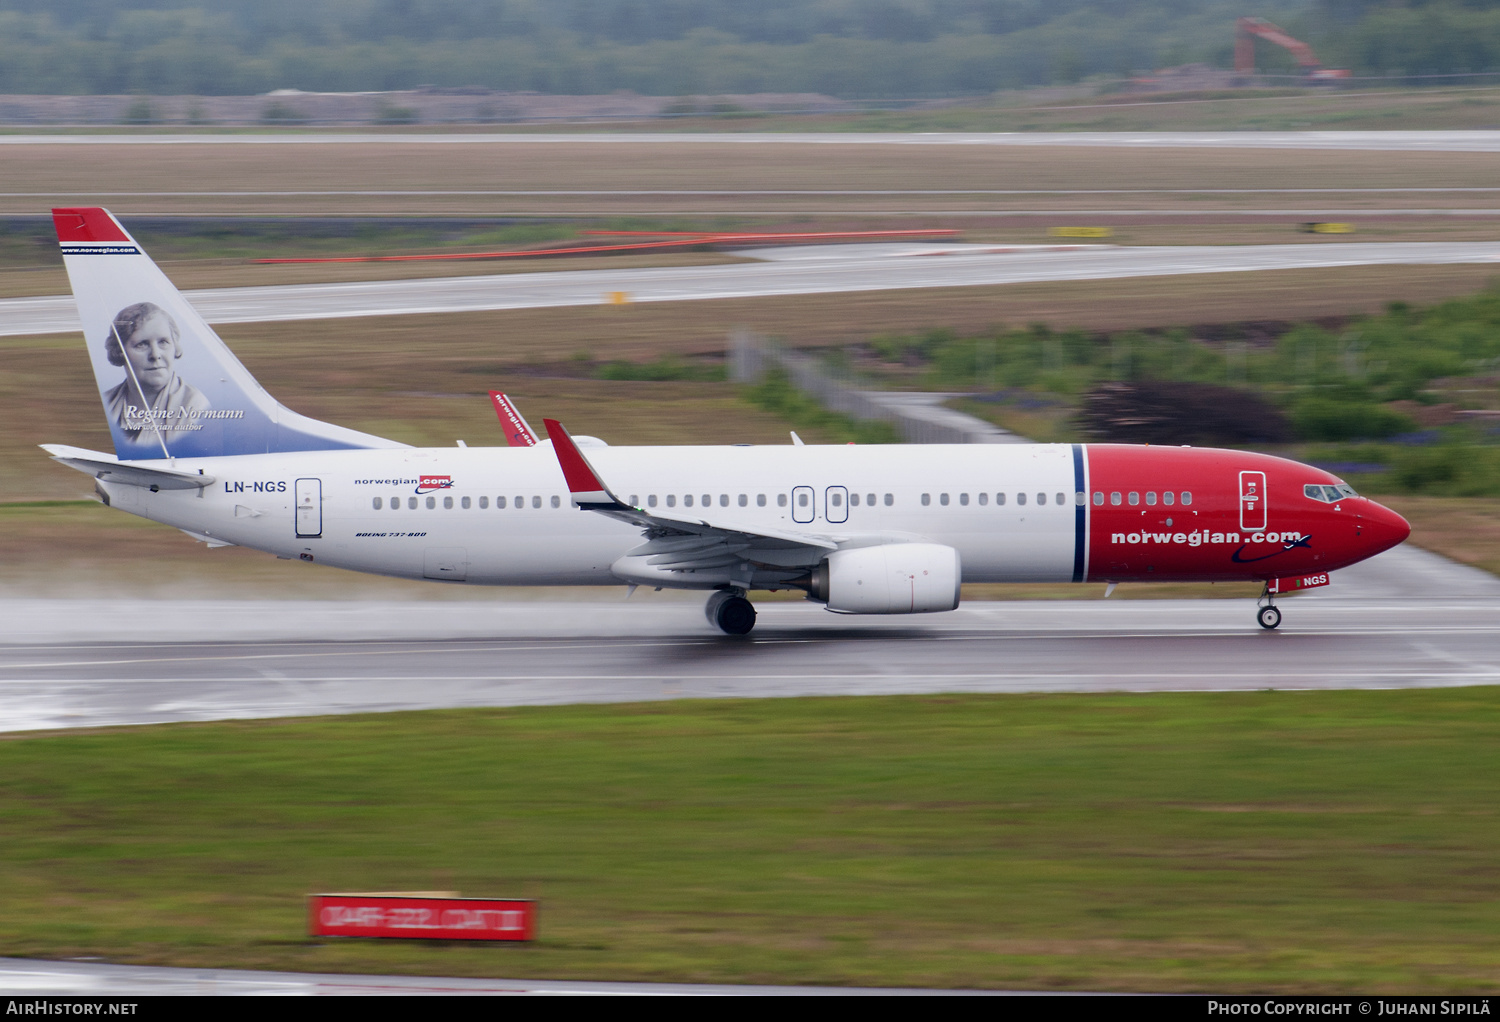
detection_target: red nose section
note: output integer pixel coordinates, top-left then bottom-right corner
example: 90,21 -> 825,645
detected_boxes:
1363,500 -> 1411,556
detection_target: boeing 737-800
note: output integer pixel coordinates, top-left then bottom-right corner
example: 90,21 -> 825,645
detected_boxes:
43,208 -> 1410,634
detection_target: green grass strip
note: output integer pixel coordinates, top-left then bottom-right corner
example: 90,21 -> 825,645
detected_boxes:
2,691 -> 1498,991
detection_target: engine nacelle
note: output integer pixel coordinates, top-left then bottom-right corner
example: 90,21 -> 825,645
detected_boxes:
809,543 -> 961,614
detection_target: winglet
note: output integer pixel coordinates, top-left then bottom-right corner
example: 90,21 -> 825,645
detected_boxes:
489,391 -> 539,447
544,418 -> 623,509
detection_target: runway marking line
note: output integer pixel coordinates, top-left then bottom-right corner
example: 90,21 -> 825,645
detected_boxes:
7,670 -> 1500,686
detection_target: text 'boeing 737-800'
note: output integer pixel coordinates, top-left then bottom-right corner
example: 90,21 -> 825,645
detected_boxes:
44,208 -> 1410,634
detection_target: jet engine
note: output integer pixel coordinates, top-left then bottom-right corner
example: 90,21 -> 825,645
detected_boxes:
803,543 -> 961,614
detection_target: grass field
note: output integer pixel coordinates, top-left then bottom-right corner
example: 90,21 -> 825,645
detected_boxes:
2,692 -> 1498,991
5,140 -> 1500,220
10,83 -> 1500,135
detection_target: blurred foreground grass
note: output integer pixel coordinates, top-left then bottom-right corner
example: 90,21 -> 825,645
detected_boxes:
1,692 -> 1498,991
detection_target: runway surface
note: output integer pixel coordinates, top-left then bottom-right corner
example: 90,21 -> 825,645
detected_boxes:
9,240 -> 1500,336
5,130 -> 1500,150
0,957 -> 988,996
2,545 -> 1497,734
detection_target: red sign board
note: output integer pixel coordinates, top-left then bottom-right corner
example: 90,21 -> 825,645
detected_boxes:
309,894 -> 535,941
1268,572 -> 1331,595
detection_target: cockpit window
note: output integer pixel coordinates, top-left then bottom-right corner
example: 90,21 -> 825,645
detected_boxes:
1305,483 -> 1359,503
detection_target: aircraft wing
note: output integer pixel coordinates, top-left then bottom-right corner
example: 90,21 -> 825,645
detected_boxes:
542,419 -> 838,558
41,444 -> 216,490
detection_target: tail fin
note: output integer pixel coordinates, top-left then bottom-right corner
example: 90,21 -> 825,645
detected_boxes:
488,391 -> 539,447
54,207 -> 405,460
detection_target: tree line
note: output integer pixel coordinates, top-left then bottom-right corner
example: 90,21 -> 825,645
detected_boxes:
1,0 -> 1499,96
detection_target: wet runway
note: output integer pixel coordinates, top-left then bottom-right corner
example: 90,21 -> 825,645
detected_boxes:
8,240 -> 1500,336
2,546 -> 1497,734
0,957 -> 985,996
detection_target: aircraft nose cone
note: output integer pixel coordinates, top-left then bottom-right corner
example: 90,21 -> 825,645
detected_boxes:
1362,500 -> 1411,555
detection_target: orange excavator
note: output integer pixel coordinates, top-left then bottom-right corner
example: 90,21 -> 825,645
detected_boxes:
1235,17 -> 1350,80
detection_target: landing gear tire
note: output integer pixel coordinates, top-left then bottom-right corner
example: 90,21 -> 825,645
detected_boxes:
1257,605 -> 1282,630
706,591 -> 756,635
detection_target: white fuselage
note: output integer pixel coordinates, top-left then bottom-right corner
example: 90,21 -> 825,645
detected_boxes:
100,443 -> 1084,586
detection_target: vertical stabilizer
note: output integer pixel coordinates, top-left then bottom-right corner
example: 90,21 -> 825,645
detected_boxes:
54,207 -> 405,460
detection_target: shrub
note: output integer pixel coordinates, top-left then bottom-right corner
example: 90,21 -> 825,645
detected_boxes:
1289,398 -> 1414,442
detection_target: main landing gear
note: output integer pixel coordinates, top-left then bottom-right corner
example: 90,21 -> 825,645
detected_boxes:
1256,584 -> 1282,630
706,589 -> 757,635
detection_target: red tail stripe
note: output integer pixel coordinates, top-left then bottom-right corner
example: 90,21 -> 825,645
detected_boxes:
52,207 -> 130,244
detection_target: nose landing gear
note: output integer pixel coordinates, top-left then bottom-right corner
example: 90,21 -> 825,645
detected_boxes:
1256,584 -> 1281,630
706,589 -> 757,635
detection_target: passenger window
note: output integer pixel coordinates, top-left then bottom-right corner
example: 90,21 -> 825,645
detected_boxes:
1017,492 -> 1027,506
778,494 -> 787,507
1036,492 -> 1046,506
996,492 -> 1006,505
1128,492 -> 1139,506
739,494 -> 748,507
702,494 -> 711,507
426,496 -> 436,509
667,495 -> 676,507
1057,492 -> 1066,506
1110,492 -> 1121,506
850,493 -> 860,507
408,497 -> 418,509
372,497 -> 382,510
462,496 -> 471,509
684,494 -> 694,507
978,492 -> 988,506
495,496 -> 505,509
479,496 -> 488,509
629,494 -> 638,506
867,493 -> 876,506
758,494 -> 767,507
1094,492 -> 1104,505
391,497 -> 400,511
551,495 -> 561,508
443,496 -> 454,509
832,492 -> 843,507
648,495 -> 658,508
1181,491 -> 1193,505
1145,492 -> 1157,506
1163,492 -> 1174,506
921,493 -> 931,506
514,495 -> 523,509
798,492 -> 809,507
884,493 -> 893,506
532,496 -> 541,509
720,494 -> 729,507
959,493 -> 969,506
1074,492 -> 1084,506
940,493 -> 949,506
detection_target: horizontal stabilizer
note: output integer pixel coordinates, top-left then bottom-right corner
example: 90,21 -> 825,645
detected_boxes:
41,443 -> 215,490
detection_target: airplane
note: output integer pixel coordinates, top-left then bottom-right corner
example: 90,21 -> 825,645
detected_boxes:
43,207 -> 1411,635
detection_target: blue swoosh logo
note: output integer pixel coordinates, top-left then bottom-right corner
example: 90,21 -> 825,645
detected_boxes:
1230,534 -> 1312,564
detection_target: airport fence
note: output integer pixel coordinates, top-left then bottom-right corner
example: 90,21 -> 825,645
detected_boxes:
729,329 -> 1026,445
